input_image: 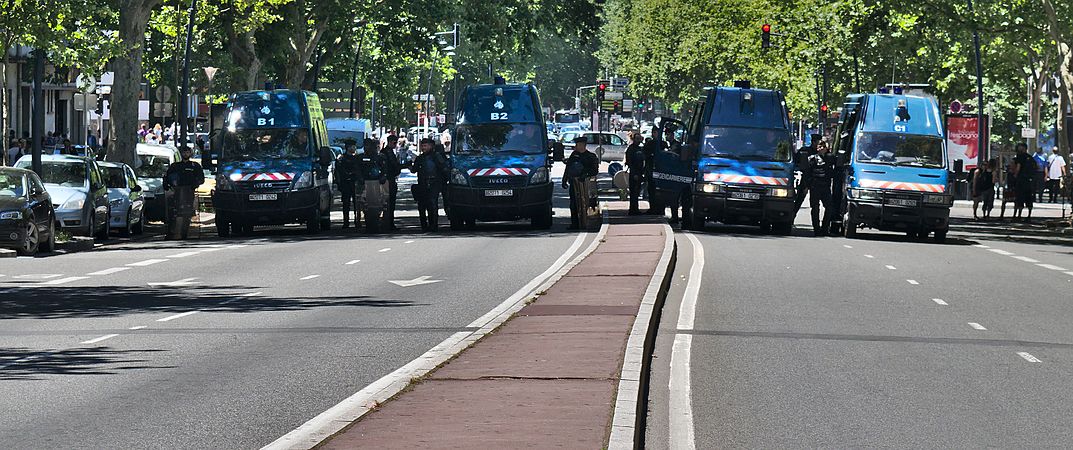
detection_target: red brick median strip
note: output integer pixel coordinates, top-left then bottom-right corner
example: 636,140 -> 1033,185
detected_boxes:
322,214 -> 672,449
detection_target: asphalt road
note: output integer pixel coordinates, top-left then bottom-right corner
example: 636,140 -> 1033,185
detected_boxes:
0,174 -> 595,449
648,200 -> 1073,448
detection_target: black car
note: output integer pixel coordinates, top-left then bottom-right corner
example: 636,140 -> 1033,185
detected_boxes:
0,167 -> 57,255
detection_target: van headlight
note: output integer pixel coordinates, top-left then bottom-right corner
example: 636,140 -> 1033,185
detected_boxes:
61,195 -> 86,210
530,167 -> 548,184
849,188 -> 881,202
0,211 -> 22,220
292,171 -> 313,190
698,183 -> 725,194
451,169 -> 468,185
217,173 -> 239,191
924,194 -> 952,205
767,187 -> 790,198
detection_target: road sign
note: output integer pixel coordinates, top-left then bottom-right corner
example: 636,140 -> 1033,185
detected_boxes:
612,77 -> 629,88
622,99 -> 634,113
153,102 -> 174,118
154,85 -> 172,102
75,74 -> 97,94
1022,128 -> 1037,139
605,91 -> 623,101
73,94 -> 86,111
949,100 -> 963,114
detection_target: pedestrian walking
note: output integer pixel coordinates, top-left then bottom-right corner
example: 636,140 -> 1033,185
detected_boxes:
6,138 -> 25,166
411,138 -> 449,231
1046,146 -> 1066,203
804,140 -> 835,236
380,135 -> 403,230
1033,147 -> 1048,203
336,142 -> 363,229
563,135 -> 600,230
163,147 -> 204,240
972,158 -> 996,220
625,132 -> 645,215
1013,143 -> 1035,221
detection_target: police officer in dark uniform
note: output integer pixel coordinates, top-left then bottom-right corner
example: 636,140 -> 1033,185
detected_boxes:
643,134 -> 663,215
563,135 -> 600,230
412,138 -> 449,231
625,133 -> 645,215
336,142 -> 363,228
380,135 -> 403,230
163,147 -> 205,240
804,140 -> 835,236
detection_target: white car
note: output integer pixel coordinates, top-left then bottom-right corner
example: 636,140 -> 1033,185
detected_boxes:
99,162 -> 145,237
131,143 -> 181,221
559,131 -> 628,162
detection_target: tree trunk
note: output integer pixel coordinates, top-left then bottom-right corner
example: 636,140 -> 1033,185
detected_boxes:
107,0 -> 159,166
281,0 -> 326,89
1041,0 -> 1072,158
224,5 -> 264,92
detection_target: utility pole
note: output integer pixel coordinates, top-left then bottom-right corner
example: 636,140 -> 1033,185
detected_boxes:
349,19 -> 369,117
178,0 -> 197,153
968,0 -> 988,164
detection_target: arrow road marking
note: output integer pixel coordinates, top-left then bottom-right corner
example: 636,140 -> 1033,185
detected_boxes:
147,278 -> 199,287
300,275 -> 321,280
388,276 -> 443,287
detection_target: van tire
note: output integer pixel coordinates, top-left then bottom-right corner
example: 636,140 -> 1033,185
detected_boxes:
531,206 -> 553,229
306,209 -> 321,234
217,217 -> 232,237
844,220 -> 858,238
933,230 -> 947,244
774,221 -> 794,236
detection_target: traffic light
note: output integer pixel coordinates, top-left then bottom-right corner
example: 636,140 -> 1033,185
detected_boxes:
820,103 -> 829,120
761,24 -> 772,49
613,100 -> 620,112
597,83 -> 607,103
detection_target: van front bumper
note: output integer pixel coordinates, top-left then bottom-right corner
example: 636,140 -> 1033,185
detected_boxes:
448,183 -> 553,220
847,200 -> 950,231
692,190 -> 796,225
213,189 -> 319,224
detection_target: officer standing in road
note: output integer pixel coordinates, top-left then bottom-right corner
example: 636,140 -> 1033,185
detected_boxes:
163,147 -> 205,240
625,133 -> 645,215
412,138 -> 449,231
804,140 -> 835,236
336,142 -> 363,229
793,134 -> 820,212
563,135 -> 600,230
379,136 -> 403,231
643,133 -> 663,215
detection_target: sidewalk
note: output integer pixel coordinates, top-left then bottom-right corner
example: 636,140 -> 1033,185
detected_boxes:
316,202 -> 674,449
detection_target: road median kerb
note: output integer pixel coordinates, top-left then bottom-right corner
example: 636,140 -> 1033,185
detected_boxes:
56,236 -> 95,254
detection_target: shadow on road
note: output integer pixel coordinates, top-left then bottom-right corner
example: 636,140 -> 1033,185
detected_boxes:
0,285 -> 420,320
0,347 -> 171,381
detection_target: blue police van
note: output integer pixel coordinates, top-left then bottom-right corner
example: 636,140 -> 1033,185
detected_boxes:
653,84 -> 795,233
448,81 -> 554,229
833,91 -> 952,243
212,90 -> 335,236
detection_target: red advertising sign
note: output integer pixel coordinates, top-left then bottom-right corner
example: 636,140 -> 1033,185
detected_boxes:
946,114 -> 985,170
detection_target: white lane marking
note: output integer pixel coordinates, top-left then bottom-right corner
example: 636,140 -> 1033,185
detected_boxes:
404,240 -> 415,244
128,259 -> 167,267
968,322 -> 987,331
241,292 -> 262,297
129,326 -> 147,330
81,334 -> 120,344
907,279 -> 919,285
843,245 -> 853,249
864,254 -> 875,259
678,233 -> 705,331
1012,256 -> 1040,263
199,247 -> 224,252
167,251 -> 201,258
14,274 -> 62,279
147,278 -> 198,287
345,259 -> 360,265
378,248 -> 391,252
669,334 -> 696,450
266,229 -> 596,449
40,276 -> 89,285
885,265 -> 897,270
87,267 -> 130,276
226,244 -> 247,249
974,244 -> 990,249
988,249 -> 1014,256
1036,264 -> 1068,271
1065,272 -> 1073,277
388,276 -> 442,287
156,311 -> 200,322
300,275 -> 321,280
932,298 -> 949,306
1017,352 -> 1042,363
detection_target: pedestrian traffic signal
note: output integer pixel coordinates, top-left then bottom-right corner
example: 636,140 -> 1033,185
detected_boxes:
761,24 -> 772,49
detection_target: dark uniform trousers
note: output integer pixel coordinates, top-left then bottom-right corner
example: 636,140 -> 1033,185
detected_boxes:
417,181 -> 443,230
629,172 -> 644,212
809,180 -> 833,232
383,179 -> 398,228
568,179 -> 584,227
340,181 -> 363,227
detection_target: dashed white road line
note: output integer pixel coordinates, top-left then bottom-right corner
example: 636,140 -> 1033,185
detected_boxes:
87,267 -> 130,276
40,276 -> 89,285
378,248 -> 391,253
128,259 -> 167,267
81,334 -> 120,345
241,291 -> 262,297
404,240 -> 415,244
1017,351 -> 1042,363
15,274 -> 62,279
1036,264 -> 1068,271
1012,256 -> 1040,263
129,326 -> 147,330
864,254 -> 875,259
1065,272 -> 1073,277
907,279 -> 919,285
885,265 -> 897,270
974,244 -> 990,249
988,249 -> 1014,256
300,275 -> 321,280
968,322 -> 987,331
345,259 -> 360,265
932,298 -> 949,306
843,245 -> 853,249
167,251 -> 202,258
156,311 -> 199,322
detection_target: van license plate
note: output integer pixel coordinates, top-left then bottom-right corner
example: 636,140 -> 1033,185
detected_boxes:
887,198 -> 917,207
484,190 -> 513,197
730,192 -> 761,200
249,194 -> 277,201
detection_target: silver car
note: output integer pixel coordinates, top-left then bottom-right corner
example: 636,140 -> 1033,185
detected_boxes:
99,162 -> 145,237
560,131 -> 628,162
15,155 -> 111,239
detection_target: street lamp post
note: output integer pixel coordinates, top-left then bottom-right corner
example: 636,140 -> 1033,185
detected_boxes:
968,0 -> 988,164
349,19 -> 369,117
178,0 -> 198,153
202,66 -> 219,169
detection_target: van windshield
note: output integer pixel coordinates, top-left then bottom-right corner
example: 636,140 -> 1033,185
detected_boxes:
856,132 -> 944,168
328,130 -> 365,150
455,123 -> 544,155
221,128 -> 311,162
701,126 -> 792,161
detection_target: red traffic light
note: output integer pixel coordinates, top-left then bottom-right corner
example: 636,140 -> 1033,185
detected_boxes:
598,84 -> 606,91
761,24 -> 771,33
820,103 -> 829,112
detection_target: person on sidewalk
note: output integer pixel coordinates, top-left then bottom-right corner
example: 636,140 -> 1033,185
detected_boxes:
412,138 -> 449,231
1033,147 -> 1048,203
378,136 -> 402,231
804,140 -> 835,236
336,143 -> 363,229
563,135 -> 600,230
6,138 -> 25,166
163,147 -> 204,240
625,133 -> 645,215
972,158 -> 996,220
1046,146 -> 1066,204
1013,143 -> 1035,221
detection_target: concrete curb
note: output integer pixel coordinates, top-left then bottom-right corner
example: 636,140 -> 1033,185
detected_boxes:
263,219 -> 611,450
607,224 -> 677,450
0,248 -> 15,258
56,237 -> 95,253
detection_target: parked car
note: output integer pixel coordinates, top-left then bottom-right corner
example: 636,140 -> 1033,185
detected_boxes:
132,143 -> 181,221
0,167 -> 56,255
559,131 -> 628,162
15,154 -> 110,239
99,162 -> 145,237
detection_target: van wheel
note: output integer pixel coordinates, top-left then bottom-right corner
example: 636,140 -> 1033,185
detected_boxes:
933,230 -> 947,244
774,221 -> 794,236
217,216 -> 232,237
531,206 -> 552,229
306,209 -> 322,234
449,213 -> 465,231
844,220 -> 858,238
688,213 -> 705,231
